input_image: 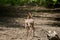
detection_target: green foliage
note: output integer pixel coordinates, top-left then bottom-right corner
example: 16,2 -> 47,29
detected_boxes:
52,0 -> 57,5
0,0 -> 59,8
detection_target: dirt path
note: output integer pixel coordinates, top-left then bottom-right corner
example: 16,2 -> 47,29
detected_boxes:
0,13 -> 60,40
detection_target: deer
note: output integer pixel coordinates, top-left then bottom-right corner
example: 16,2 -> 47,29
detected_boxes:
25,12 -> 35,40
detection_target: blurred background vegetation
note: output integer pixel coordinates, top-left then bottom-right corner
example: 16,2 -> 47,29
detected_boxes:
0,0 -> 60,17
0,0 -> 60,8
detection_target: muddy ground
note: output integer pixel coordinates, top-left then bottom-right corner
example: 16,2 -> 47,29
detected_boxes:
0,12 -> 60,40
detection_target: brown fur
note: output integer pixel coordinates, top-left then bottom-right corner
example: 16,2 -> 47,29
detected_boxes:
25,12 -> 34,40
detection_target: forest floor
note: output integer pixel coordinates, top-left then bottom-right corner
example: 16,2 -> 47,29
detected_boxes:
0,12 -> 60,40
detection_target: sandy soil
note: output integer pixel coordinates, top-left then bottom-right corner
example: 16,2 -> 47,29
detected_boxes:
0,13 -> 60,40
